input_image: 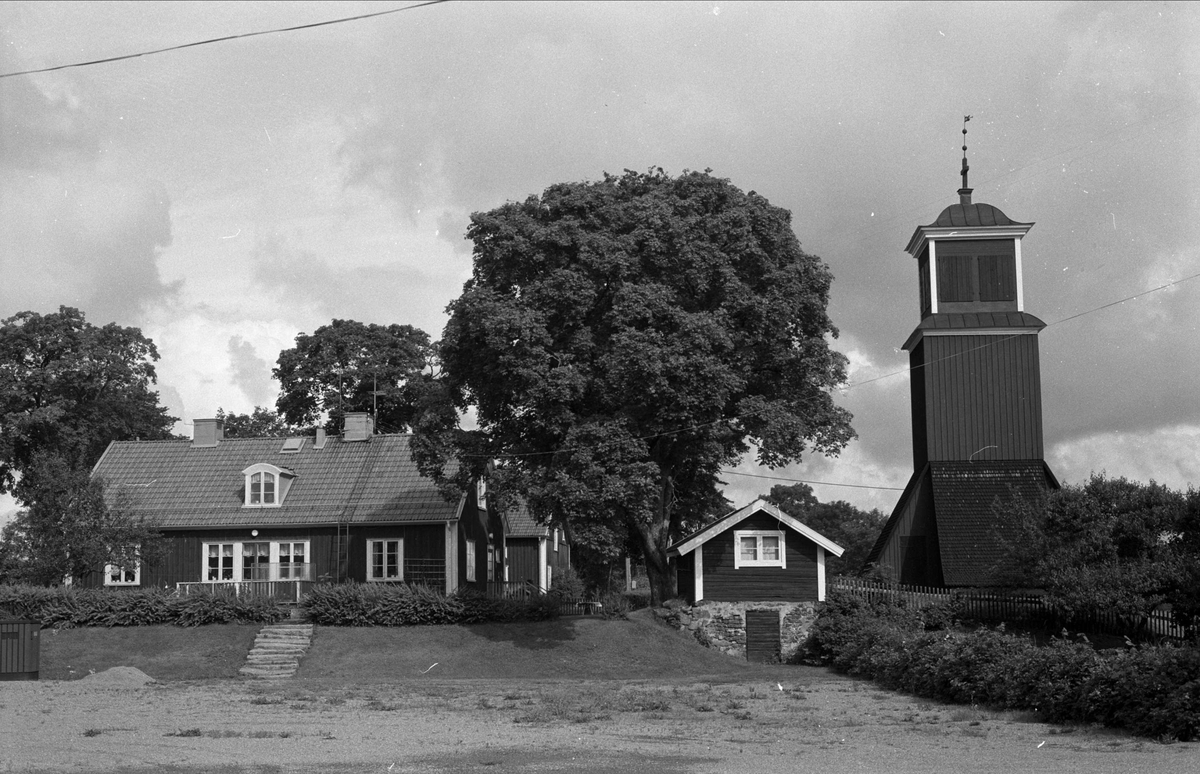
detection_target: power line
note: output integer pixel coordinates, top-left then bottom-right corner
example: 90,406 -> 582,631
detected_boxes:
0,1 -> 449,80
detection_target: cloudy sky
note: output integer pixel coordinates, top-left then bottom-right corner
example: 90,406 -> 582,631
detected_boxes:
2,1 -> 1198,524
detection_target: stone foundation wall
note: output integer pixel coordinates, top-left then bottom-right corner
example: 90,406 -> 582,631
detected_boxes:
654,600 -> 818,661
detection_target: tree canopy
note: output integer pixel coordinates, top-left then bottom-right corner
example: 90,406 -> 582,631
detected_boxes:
763,482 -> 886,577
0,452 -> 163,586
274,319 -> 435,434
996,473 -> 1200,634
0,306 -> 177,503
216,406 -> 303,438
418,169 -> 855,603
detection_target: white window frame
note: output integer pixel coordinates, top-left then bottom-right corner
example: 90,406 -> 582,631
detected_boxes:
734,530 -> 786,569
104,560 -> 140,586
465,540 -> 477,582
553,528 -> 560,552
202,540 -> 311,582
241,463 -> 295,508
367,538 -> 404,582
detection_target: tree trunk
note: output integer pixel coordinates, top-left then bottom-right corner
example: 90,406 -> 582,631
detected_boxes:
636,525 -> 676,606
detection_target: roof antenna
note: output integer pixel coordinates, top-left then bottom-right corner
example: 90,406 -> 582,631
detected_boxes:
958,114 -> 973,206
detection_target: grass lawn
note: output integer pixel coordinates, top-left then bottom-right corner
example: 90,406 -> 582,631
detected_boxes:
38,624 -> 261,680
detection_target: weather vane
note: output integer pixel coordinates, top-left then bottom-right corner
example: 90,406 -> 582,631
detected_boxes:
961,115 -> 972,190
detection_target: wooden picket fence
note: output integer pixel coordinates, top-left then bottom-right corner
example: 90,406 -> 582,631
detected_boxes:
828,577 -> 1189,641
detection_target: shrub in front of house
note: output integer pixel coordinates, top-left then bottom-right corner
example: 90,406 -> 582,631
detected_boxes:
806,590 -> 1200,741
301,582 -> 559,626
0,585 -> 284,627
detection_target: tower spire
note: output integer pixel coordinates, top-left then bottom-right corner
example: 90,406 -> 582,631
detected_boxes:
958,114 -> 973,205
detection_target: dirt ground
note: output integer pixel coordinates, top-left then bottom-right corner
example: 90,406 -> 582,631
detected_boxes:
3,666 -> 1199,774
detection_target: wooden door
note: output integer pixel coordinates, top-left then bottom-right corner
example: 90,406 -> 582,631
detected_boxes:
744,609 -> 781,662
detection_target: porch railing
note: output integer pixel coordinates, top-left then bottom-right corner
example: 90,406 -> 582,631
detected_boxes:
176,579 -> 314,605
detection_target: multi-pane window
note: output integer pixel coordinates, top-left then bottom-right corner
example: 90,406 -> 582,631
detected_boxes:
249,472 -> 276,505
278,542 -> 305,579
734,531 -> 786,569
207,543 -> 235,580
368,539 -> 403,581
242,464 -> 293,507
104,561 -> 140,586
465,540 -> 477,582
242,542 -> 270,580
203,541 -> 310,581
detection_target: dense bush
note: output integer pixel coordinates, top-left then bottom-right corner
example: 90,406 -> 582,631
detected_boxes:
807,590 -> 1200,740
301,582 -> 559,626
0,585 -> 284,628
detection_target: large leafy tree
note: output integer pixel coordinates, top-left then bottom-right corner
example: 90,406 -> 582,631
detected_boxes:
763,483 -> 886,577
274,319 -> 435,434
0,307 -> 178,503
996,474 -> 1200,635
0,452 -> 163,585
216,406 -> 304,438
419,169 -> 855,603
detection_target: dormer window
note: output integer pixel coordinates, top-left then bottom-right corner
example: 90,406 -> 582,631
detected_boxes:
251,472 -> 275,504
242,464 -> 295,507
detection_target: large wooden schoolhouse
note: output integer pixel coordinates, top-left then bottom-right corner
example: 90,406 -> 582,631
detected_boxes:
87,412 -> 505,599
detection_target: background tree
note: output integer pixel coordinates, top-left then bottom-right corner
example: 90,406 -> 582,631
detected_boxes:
418,169 -> 855,604
216,406 -> 304,438
0,307 -> 178,503
995,473 -> 1200,635
0,452 -> 163,585
763,482 -> 886,577
274,319 -> 435,434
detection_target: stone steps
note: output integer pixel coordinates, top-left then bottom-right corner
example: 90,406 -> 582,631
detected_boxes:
239,621 -> 313,680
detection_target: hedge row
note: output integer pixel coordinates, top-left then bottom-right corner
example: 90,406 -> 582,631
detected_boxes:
302,582 -> 560,626
0,586 -> 285,628
806,591 -> 1200,741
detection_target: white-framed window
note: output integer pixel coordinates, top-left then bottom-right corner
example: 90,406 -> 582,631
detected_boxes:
487,544 -> 496,581
104,545 -> 141,586
278,542 -> 306,579
734,530 -> 786,569
476,477 -> 487,509
241,464 -> 295,507
367,538 -> 403,582
465,540 -> 477,582
553,528 -> 560,552
104,561 -> 140,586
203,540 -> 311,581
546,563 -> 553,589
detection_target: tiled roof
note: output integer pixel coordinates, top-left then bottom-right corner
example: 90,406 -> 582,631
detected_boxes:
506,499 -> 550,538
91,434 -> 461,529
928,203 -> 1030,228
931,460 -> 1055,586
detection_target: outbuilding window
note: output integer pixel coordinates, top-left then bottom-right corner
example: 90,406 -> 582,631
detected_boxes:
734,530 -> 786,569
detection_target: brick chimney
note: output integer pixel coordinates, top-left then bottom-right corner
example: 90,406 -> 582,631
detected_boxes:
342,412 -> 374,442
192,418 -> 224,448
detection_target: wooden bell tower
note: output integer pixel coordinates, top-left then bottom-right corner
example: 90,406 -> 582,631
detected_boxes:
866,119 -> 1059,587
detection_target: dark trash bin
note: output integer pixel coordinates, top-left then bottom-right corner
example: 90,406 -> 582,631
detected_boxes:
0,618 -> 41,681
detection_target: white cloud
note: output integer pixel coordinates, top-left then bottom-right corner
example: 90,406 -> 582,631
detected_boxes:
1049,424 -> 1200,492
